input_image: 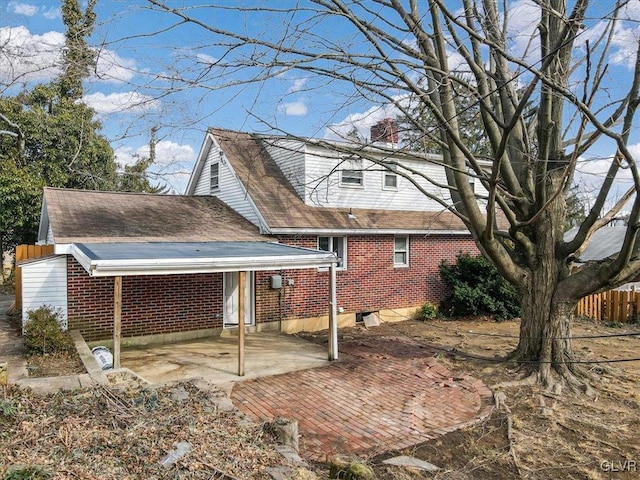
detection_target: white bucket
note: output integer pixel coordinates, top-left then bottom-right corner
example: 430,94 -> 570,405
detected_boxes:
91,346 -> 113,370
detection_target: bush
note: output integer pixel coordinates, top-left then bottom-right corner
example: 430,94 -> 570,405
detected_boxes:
23,306 -> 74,355
418,302 -> 438,320
439,253 -> 520,321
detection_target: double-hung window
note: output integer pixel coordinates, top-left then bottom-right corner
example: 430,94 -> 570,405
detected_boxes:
394,236 -> 409,267
340,158 -> 363,187
318,236 -> 347,269
210,163 -> 220,192
383,164 -> 398,190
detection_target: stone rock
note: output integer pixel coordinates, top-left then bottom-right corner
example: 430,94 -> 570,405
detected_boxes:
328,455 -> 374,479
382,455 -> 440,472
362,313 -> 380,328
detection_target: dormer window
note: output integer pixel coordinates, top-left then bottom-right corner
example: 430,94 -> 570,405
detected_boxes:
210,163 -> 220,192
340,158 -> 363,187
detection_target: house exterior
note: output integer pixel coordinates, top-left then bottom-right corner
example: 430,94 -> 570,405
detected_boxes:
28,189 -> 337,346
185,124 -> 480,332
25,121 -> 481,345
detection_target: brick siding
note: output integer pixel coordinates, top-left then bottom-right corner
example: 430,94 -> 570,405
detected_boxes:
66,234 -> 477,339
66,257 -> 224,341
255,234 -> 478,322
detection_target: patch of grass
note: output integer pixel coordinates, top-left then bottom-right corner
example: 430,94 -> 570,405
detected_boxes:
3,466 -> 51,480
0,398 -> 18,417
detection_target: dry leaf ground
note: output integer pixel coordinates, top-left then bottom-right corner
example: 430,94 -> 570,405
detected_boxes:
2,316 -> 640,479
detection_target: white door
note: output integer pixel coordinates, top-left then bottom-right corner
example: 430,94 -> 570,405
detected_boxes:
224,271 -> 254,326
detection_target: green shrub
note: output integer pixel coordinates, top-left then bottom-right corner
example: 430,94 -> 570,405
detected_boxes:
23,306 -> 74,355
439,253 -> 520,321
418,302 -> 438,320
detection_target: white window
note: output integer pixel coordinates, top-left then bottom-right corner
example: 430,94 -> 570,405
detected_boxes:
210,163 -> 220,192
383,165 -> 398,190
340,159 -> 363,187
394,236 -> 409,267
318,236 -> 347,269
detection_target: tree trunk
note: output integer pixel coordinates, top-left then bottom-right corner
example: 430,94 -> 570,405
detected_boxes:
510,224 -> 590,391
509,170 -> 591,392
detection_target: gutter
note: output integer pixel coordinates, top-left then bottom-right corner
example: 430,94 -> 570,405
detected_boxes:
269,228 -> 471,236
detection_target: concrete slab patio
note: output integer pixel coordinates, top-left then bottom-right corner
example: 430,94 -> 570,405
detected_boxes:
120,331 -> 330,389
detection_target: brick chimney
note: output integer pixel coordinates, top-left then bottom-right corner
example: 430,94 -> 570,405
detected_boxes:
370,118 -> 399,145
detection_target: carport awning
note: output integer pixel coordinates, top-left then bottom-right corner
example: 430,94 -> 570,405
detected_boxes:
70,241 -> 338,277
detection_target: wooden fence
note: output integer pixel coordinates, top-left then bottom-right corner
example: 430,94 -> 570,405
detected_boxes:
576,289 -> 640,323
13,244 -> 55,310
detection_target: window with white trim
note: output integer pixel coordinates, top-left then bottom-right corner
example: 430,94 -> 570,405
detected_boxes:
394,236 -> 409,267
210,163 -> 220,192
340,158 -> 363,187
318,236 -> 347,269
383,165 -> 398,190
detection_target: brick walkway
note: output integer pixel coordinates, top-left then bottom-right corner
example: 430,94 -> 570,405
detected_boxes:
232,336 -> 493,461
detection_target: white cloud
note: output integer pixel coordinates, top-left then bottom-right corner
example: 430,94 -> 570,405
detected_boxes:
278,100 -> 308,116
42,7 -> 60,19
115,140 -> 195,193
506,0 -> 541,64
0,26 -> 137,88
621,0 -> 640,21
83,91 -> 161,115
116,140 -> 194,168
0,26 -> 63,85
324,103 -> 401,142
195,53 -> 217,64
95,49 -> 138,83
9,2 -> 38,16
288,77 -> 307,93
610,24 -> 640,69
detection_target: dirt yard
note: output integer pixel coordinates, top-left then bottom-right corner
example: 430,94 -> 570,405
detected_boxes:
2,316 -> 640,479
349,318 -> 640,480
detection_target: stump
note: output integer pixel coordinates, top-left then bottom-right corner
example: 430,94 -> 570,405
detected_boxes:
264,418 -> 299,452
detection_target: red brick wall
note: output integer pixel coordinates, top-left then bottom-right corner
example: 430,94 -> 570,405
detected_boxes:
67,257 -> 224,341
255,234 -> 478,322
66,234 -> 477,338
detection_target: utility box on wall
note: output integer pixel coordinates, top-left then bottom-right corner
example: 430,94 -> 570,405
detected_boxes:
270,274 -> 282,289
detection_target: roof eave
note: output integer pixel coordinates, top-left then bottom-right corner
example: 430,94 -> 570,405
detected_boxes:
269,227 -> 471,236
69,243 -> 337,277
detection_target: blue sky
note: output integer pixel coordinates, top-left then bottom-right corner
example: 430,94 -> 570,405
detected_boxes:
2,0 -> 640,197
2,0 -> 347,192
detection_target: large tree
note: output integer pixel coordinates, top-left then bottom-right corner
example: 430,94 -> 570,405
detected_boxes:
145,0 -> 640,391
0,0 -> 160,260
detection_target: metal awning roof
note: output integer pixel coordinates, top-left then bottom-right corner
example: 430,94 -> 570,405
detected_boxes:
70,241 -> 338,277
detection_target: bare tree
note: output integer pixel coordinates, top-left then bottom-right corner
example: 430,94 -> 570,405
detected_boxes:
143,0 -> 640,391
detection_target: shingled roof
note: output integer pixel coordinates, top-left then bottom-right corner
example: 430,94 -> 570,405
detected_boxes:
42,188 -> 266,243
209,128 -> 470,233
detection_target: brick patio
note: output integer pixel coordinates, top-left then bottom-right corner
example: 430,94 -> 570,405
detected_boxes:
231,336 -> 494,462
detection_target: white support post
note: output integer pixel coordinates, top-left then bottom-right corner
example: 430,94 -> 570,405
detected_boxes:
238,270 -> 246,376
329,262 -> 338,360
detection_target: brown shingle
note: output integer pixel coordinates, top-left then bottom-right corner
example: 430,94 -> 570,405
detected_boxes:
210,128 -> 470,232
44,187 -> 266,243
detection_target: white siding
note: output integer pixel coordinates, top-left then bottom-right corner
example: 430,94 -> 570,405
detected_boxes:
192,144 -> 217,195
264,140 -> 307,199
191,141 -> 263,228
21,256 -> 68,331
302,144 -> 453,212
